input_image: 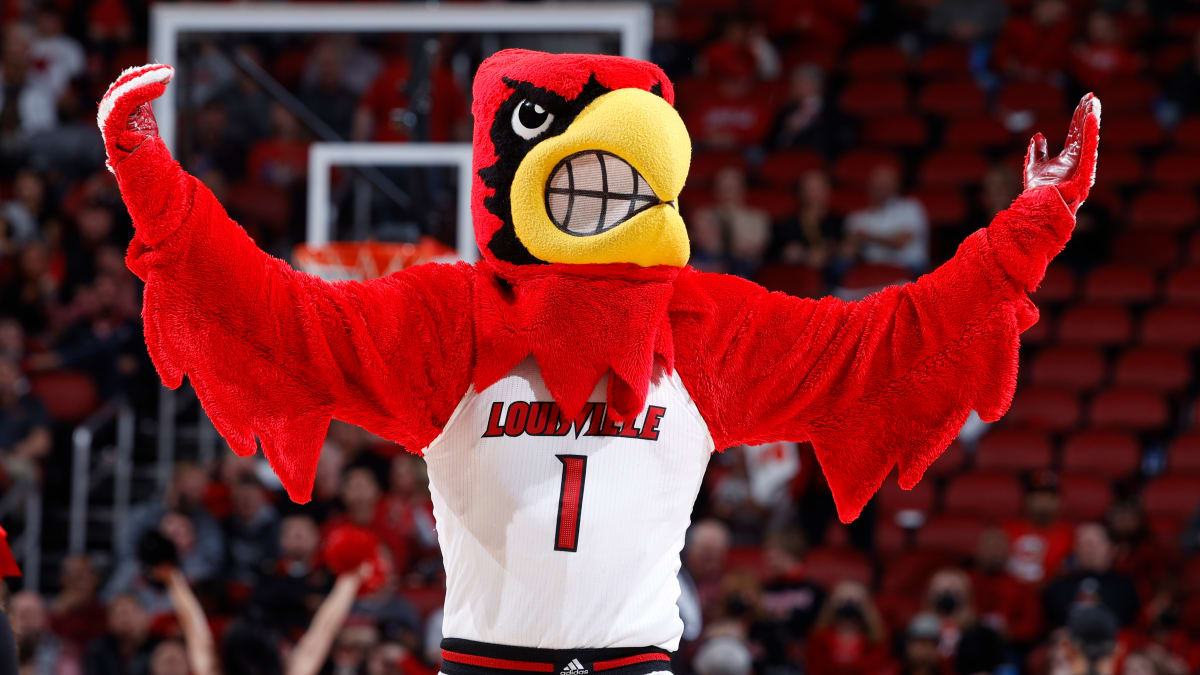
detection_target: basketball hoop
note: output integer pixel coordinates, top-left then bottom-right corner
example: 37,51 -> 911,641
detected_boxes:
294,238 -> 457,281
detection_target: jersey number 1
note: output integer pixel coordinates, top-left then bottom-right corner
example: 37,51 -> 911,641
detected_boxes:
554,455 -> 587,552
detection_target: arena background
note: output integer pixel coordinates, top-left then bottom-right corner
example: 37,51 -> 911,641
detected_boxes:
2,0 -> 1200,673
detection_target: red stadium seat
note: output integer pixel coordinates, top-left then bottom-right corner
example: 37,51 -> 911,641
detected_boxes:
1030,345 -> 1105,391
917,44 -> 970,77
689,150 -> 748,184
30,371 -> 100,423
845,45 -> 910,77
1057,474 -> 1113,521
944,115 -> 1011,149
803,547 -> 874,587
828,188 -> 870,216
1109,231 -> 1180,271
918,150 -> 989,188
1129,189 -> 1199,231
1174,116 -> 1200,150
916,514 -> 988,558
1103,114 -> 1167,150
1152,152 -> 1200,188
944,471 -> 1022,519
976,429 -> 1053,472
1142,476 -> 1200,521
875,476 -> 937,516
914,188 -> 967,228
998,81 -> 1065,116
1057,303 -> 1133,346
1021,314 -> 1051,344
917,79 -> 986,117
1062,430 -> 1140,478
833,150 -> 902,186
1082,263 -> 1158,303
840,264 -> 912,291
1168,432 -> 1200,473
757,263 -> 825,298
874,519 -> 909,559
1113,347 -> 1190,392
863,114 -> 929,148
925,440 -> 968,477
1005,386 -> 1082,431
1088,387 -> 1169,431
1140,304 -> 1200,348
1094,151 -> 1145,189
1032,264 -> 1078,303
757,150 -> 824,187
839,80 -> 909,117
1166,266 -> 1200,305
1092,78 -> 1157,115
745,189 -> 798,220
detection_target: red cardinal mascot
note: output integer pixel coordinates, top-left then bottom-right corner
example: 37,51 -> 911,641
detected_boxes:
100,51 -> 1099,663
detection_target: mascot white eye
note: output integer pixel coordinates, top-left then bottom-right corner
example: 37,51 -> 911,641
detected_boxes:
512,100 -> 553,139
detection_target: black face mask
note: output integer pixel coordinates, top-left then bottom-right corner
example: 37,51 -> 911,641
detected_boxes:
726,595 -> 751,617
934,592 -> 961,616
834,601 -> 863,623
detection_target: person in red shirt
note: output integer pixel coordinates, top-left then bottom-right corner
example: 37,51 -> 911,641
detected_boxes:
1069,10 -> 1143,90
970,527 -> 1044,645
992,0 -> 1074,80
804,580 -> 892,674
1003,470 -> 1074,584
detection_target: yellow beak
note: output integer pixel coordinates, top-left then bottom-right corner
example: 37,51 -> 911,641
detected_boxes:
508,88 -> 692,267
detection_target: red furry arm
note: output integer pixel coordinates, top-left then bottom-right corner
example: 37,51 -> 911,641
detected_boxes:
116,139 -> 474,502
674,187 -> 1075,522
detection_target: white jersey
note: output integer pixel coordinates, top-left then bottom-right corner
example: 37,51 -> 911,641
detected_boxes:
423,358 -> 714,651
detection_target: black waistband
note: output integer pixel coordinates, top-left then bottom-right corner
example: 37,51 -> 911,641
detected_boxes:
440,638 -> 673,675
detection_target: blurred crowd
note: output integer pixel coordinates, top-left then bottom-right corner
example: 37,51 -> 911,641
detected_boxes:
2,0 -> 1200,674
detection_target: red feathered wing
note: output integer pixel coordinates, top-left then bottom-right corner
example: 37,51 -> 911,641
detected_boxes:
118,139 -> 476,502
671,187 -> 1077,522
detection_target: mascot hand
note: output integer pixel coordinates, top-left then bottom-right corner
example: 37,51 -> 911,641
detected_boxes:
1023,93 -> 1101,214
97,64 -> 174,172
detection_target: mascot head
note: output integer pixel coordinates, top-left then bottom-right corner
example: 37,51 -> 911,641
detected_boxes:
470,49 -> 690,273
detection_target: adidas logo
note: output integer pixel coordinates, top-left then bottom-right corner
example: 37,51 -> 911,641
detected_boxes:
560,659 -> 589,675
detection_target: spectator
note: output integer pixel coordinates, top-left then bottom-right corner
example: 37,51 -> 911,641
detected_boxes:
1106,500 -> 1171,599
696,17 -> 780,83
768,169 -> 843,272
298,39 -> 359,140
147,641 -> 188,675
970,528 -> 1043,645
29,5 -> 85,98
83,594 -> 154,675
691,167 -> 771,278
0,23 -> 58,139
0,356 -> 51,483
767,65 -> 840,153
1070,10 -> 1143,91
9,591 -> 70,675
993,0 -> 1074,80
804,580 -> 891,674
0,242 -> 58,334
922,569 -> 1006,674
376,454 -> 437,580
49,555 -> 107,651
251,514 -> 331,636
683,519 -> 731,617
246,103 -> 309,188
2,170 -> 46,243
761,526 -> 825,640
844,163 -> 930,273
927,0 -> 1008,44
693,636 -> 753,675
224,473 -> 280,585
1044,522 -> 1140,628
106,462 -> 224,604
688,20 -> 779,150
892,613 -> 943,675
1003,470 -> 1074,584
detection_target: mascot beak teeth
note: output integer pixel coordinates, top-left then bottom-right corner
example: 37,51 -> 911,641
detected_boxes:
546,150 -> 664,236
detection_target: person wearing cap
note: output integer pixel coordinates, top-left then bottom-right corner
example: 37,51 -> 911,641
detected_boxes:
1003,470 -> 1075,584
893,613 -> 943,675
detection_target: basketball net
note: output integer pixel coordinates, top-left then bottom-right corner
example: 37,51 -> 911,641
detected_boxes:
294,238 -> 458,281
